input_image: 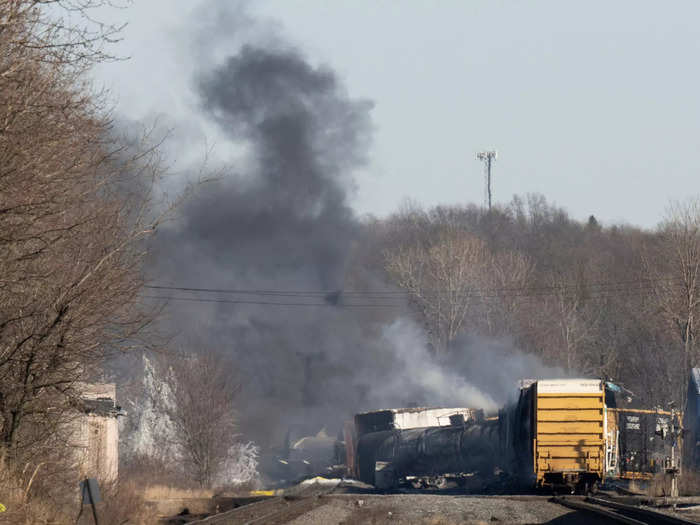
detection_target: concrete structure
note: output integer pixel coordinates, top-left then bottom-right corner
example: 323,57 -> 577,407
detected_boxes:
74,383 -> 123,484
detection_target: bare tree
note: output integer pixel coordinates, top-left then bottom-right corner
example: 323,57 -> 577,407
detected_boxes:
482,249 -> 533,337
152,352 -> 241,488
386,230 -> 488,353
643,198 -> 700,402
0,0 -> 168,475
551,275 -> 599,373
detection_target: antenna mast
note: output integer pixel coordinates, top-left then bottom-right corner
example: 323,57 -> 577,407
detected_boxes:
476,150 -> 497,211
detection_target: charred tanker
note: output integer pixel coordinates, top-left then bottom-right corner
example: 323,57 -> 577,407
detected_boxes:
356,420 -> 499,488
349,407 -> 498,488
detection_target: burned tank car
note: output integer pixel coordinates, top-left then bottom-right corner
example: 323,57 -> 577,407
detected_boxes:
352,407 -> 496,488
356,420 -> 499,488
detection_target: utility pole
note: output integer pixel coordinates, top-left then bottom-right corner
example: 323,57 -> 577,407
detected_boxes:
476,150 -> 497,211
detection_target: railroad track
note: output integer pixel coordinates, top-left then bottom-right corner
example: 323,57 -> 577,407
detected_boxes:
552,495 -> 700,525
187,484 -> 339,524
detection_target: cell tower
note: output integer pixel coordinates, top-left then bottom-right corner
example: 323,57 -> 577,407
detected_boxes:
476,150 -> 497,211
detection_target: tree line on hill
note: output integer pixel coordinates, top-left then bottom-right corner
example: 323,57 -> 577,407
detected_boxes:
371,195 -> 700,409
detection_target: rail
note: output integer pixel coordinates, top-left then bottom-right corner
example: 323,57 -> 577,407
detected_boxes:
187,484 -> 339,524
552,495 -> 699,525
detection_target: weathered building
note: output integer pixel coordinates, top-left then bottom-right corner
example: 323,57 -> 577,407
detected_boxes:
73,383 -> 123,484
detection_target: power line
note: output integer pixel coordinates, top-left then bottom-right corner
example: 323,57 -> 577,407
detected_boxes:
144,276 -> 683,299
145,284 -> 336,296
143,283 -> 664,309
142,295 -> 403,308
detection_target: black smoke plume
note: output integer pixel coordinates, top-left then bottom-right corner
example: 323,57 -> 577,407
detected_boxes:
147,13 -> 558,470
152,41 -> 390,446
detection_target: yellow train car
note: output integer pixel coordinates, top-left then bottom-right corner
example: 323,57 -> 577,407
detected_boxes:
513,379 -> 605,492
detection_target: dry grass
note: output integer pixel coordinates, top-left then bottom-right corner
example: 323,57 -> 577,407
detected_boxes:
97,479 -> 156,525
0,465 -> 74,524
0,469 -> 157,525
0,454 -> 259,524
215,478 -> 261,495
0,457 -> 167,524
114,455 -> 225,520
142,485 -> 214,501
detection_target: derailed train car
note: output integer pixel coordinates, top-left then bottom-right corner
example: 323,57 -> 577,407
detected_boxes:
607,405 -> 682,485
350,380 -> 610,491
501,379 -> 606,492
356,420 -> 499,488
349,378 -> 683,493
504,379 -> 682,493
349,407 -> 495,488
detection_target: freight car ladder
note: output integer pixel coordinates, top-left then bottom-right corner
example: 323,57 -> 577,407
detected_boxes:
534,379 -> 605,490
605,427 -> 618,476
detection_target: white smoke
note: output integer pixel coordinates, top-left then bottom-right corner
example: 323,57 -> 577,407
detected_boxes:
374,319 -> 498,412
370,318 -> 567,413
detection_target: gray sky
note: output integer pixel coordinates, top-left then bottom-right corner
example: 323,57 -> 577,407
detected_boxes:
91,0 -> 700,228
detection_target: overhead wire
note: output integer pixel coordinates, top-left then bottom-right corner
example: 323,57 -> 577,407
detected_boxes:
142,295 -> 401,308
144,276 -> 684,296
142,276 -> 687,308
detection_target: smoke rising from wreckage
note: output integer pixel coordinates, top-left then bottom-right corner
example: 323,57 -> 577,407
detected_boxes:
137,6 -> 692,499
146,6 -> 565,481
7,1 -> 700,523
325,378 -> 685,496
